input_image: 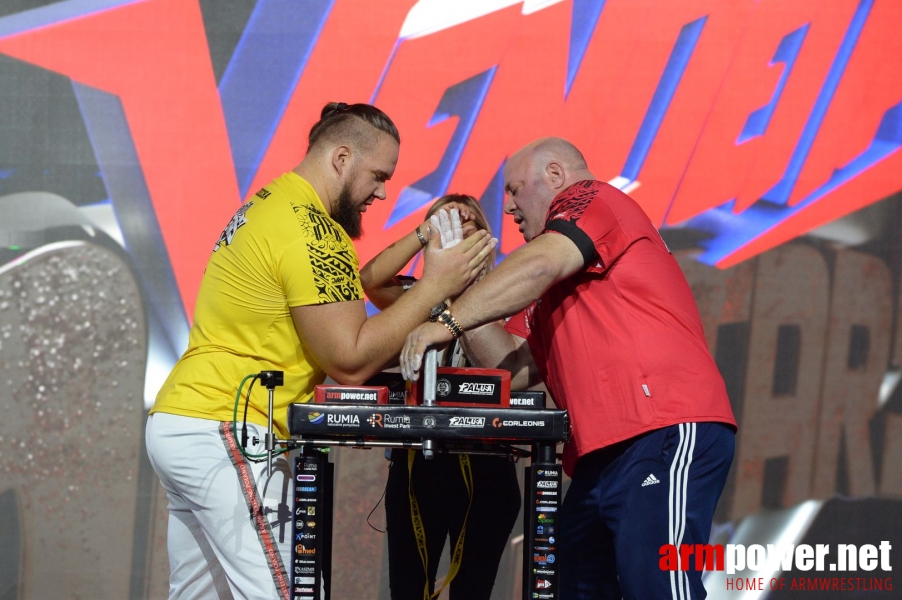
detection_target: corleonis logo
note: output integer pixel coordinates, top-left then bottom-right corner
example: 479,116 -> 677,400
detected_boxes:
493,418 -> 545,427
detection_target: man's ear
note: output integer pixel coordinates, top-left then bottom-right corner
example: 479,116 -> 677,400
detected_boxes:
331,144 -> 351,176
545,160 -> 566,190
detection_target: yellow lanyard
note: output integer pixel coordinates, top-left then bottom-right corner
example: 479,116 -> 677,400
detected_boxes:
407,450 -> 474,600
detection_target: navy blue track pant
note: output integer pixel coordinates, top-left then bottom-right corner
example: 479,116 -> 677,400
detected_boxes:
559,422 -> 735,599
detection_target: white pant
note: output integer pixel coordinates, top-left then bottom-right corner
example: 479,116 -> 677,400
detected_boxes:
146,413 -> 294,600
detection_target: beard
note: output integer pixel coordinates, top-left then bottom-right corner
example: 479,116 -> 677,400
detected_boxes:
332,182 -> 363,240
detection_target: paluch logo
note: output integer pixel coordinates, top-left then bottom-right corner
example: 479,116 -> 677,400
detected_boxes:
536,480 -> 558,489
450,416 -> 486,427
459,382 -> 495,395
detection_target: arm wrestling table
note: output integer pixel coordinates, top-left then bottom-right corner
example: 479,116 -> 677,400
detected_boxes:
269,351 -> 570,600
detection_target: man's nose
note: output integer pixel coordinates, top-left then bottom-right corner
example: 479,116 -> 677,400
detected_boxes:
503,195 -> 515,215
374,182 -> 386,200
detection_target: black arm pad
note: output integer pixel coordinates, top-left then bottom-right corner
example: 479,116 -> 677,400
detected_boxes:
544,219 -> 599,269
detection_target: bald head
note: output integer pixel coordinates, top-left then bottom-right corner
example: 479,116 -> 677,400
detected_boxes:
503,137 -> 595,241
514,137 -> 589,174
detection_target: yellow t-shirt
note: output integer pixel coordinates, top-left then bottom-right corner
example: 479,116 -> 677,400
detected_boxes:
150,172 -> 363,438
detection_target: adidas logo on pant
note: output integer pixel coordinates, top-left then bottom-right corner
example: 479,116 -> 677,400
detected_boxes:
641,473 -> 661,487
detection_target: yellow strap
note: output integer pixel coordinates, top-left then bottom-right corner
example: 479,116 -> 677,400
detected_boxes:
430,454 -> 474,599
407,452 -> 476,600
407,450 -> 431,600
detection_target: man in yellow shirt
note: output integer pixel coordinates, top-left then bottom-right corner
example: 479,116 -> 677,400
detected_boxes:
145,102 -> 496,600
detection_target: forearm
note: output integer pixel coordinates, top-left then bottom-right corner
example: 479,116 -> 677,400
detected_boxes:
299,226 -> 495,384
449,249 -> 553,331
340,282 -> 449,381
359,228 -> 423,294
450,233 -> 584,331
460,324 -> 537,389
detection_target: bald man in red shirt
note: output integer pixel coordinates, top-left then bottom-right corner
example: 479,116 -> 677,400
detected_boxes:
401,137 -> 736,600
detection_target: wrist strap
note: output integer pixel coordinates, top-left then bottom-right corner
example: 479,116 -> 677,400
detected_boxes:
415,226 -> 428,247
